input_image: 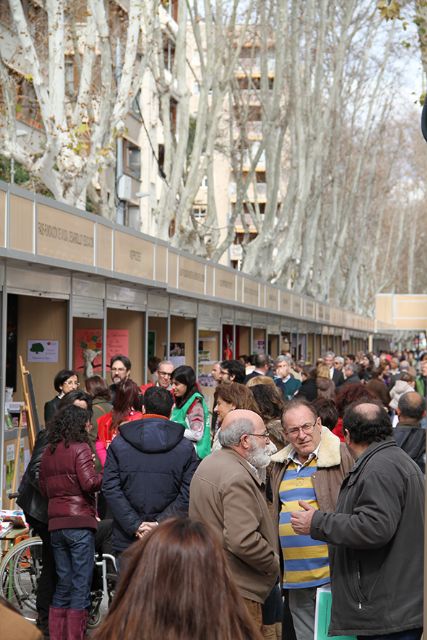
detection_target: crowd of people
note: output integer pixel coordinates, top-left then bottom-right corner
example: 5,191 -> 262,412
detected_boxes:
5,346 -> 425,640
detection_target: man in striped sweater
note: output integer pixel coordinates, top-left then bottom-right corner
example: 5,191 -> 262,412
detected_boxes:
270,398 -> 353,640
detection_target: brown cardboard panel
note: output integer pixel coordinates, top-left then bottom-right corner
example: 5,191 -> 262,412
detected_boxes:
281,291 -> 292,314
0,189 -> 5,247
38,204 -> 94,264
10,195 -> 34,253
178,256 -> 205,295
168,251 -> 178,289
155,244 -> 167,283
96,224 -> 113,270
265,285 -> 279,312
114,230 -> 154,279
205,264 -> 214,297
215,268 -> 236,301
243,277 -> 259,307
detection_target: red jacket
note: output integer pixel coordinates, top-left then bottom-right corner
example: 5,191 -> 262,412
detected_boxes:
39,441 -> 102,531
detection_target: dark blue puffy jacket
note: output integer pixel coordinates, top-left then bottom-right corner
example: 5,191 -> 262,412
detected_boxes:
102,414 -> 199,552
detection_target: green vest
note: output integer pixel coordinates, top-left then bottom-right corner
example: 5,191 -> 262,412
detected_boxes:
171,392 -> 211,459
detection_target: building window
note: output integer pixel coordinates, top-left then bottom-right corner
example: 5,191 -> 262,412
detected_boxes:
192,207 -> 207,220
124,141 -> 141,179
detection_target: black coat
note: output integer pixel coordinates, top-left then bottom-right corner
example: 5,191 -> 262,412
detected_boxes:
296,378 -> 318,401
394,422 -> 426,473
17,430 -> 49,524
44,396 -> 61,424
102,415 -> 199,552
311,439 -> 424,635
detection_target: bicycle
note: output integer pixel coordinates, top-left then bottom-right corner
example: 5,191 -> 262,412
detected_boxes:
0,532 -> 117,627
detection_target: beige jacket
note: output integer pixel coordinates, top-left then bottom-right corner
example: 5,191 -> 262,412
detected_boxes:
189,448 -> 280,603
269,426 -> 354,518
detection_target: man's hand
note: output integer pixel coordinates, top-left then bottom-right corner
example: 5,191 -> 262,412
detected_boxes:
290,501 -> 316,535
135,521 -> 159,539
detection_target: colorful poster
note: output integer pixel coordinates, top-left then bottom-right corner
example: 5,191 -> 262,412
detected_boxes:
74,329 -> 129,378
27,340 -> 59,363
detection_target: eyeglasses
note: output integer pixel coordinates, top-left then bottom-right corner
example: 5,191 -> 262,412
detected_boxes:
64,379 -> 79,387
158,371 -> 172,377
247,431 -> 270,440
285,422 -> 317,438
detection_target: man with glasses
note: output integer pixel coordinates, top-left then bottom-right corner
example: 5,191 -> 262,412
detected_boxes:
190,409 -> 280,632
269,398 -> 353,640
140,360 -> 174,395
109,354 -> 132,402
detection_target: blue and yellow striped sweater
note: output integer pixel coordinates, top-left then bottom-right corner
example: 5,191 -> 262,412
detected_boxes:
279,457 -> 330,589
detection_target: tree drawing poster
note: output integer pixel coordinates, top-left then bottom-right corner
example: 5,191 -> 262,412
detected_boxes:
74,329 -> 129,378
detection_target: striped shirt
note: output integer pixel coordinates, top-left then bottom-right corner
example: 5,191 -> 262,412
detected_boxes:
279,453 -> 330,589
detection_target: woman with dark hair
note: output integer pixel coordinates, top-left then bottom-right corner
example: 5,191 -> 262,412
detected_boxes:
96,379 -> 142,467
359,353 -> 375,382
315,363 -> 335,400
91,518 -> 262,640
366,366 -> 391,409
39,405 -> 102,640
44,369 -> 79,423
171,365 -> 211,459
85,376 -> 112,471
17,392 -> 93,638
212,383 -> 260,451
333,383 -> 377,441
297,366 -> 318,401
250,384 -> 285,450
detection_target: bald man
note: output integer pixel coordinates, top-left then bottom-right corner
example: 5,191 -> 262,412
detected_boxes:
394,392 -> 426,472
189,410 -> 280,630
291,402 -> 424,640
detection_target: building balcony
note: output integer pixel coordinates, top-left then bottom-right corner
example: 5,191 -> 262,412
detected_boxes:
229,182 -> 267,203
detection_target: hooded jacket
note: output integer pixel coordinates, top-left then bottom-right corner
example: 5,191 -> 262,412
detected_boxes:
102,414 -> 199,552
310,438 -> 424,635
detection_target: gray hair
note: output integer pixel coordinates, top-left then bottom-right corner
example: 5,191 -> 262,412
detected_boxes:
323,351 -> 335,359
334,356 -> 344,365
218,418 -> 255,447
344,362 -> 358,375
275,355 -> 291,366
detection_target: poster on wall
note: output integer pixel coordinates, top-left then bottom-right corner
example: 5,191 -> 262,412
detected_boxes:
253,340 -> 265,355
74,329 -> 129,378
27,340 -> 59,363
169,342 -> 185,368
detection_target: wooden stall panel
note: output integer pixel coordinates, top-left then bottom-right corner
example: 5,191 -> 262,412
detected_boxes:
243,277 -> 259,307
38,204 -> 94,265
215,268 -> 236,302
178,256 -> 205,295
154,244 -> 168,283
114,230 -> 154,280
10,195 -> 34,254
265,285 -> 279,312
0,189 -> 6,247
168,251 -> 178,289
96,224 -> 113,271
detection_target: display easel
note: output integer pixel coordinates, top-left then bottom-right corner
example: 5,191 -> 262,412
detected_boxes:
7,357 -> 39,508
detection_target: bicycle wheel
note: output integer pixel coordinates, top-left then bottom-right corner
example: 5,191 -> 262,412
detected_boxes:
0,536 -> 42,621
